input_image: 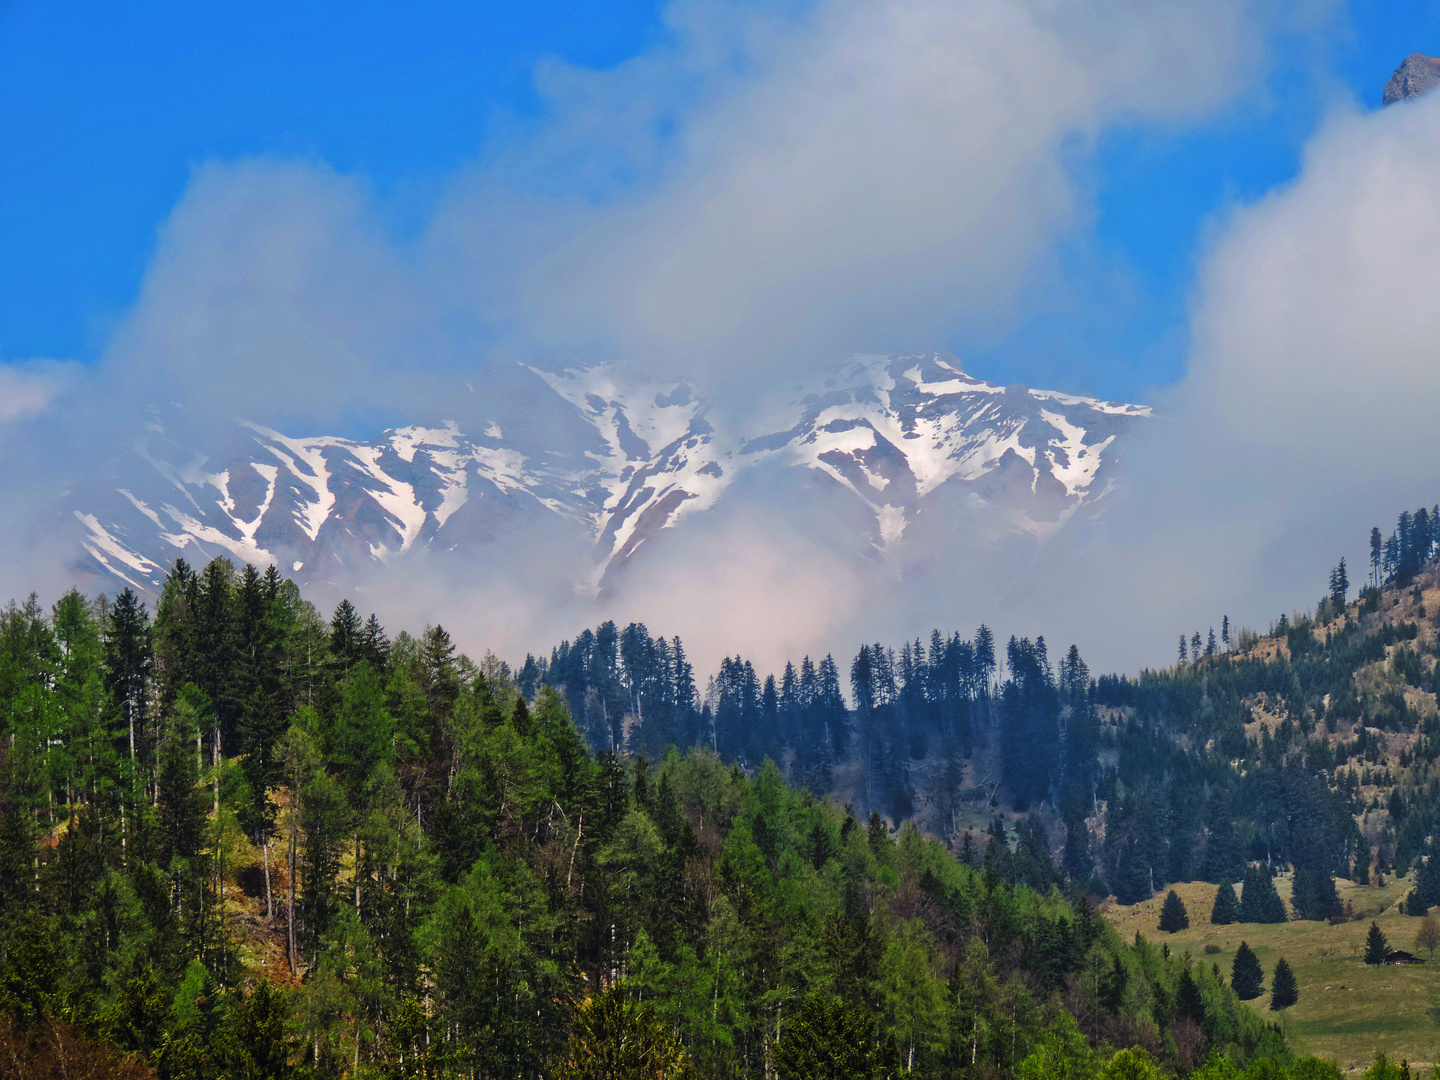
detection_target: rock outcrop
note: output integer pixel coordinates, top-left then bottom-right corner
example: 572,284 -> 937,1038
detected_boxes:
1383,53 -> 1440,106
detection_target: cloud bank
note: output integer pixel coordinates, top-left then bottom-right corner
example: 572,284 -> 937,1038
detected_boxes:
1008,87 -> 1440,671
11,0 -> 1421,679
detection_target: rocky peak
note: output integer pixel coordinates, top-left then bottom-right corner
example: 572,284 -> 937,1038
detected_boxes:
1383,53 -> 1440,106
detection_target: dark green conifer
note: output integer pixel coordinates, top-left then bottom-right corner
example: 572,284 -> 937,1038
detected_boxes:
773,995 -> 892,1080
1159,890 -> 1189,932
1291,857 -> 1343,921
1211,882 -> 1240,925
1239,865 -> 1287,924
1365,921 -> 1390,965
1177,969 -> 1205,1026
1269,958 -> 1298,1011
1232,942 -> 1264,1000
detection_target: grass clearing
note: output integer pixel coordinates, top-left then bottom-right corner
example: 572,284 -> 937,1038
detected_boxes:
1105,875 -> 1440,1074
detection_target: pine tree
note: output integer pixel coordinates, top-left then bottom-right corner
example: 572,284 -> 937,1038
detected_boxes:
329,599 -> 362,674
1210,882 -> 1240,925
1371,527 -> 1384,587
1221,615 -> 1230,650
1159,890 -> 1189,932
1239,865 -> 1287,924
1231,942 -> 1264,1000
104,587 -> 152,768
1177,970 -> 1205,1026
1178,636 -> 1188,665
1365,921 -> 1390,965
1269,958 -> 1298,1011
1291,855 -> 1343,921
1062,811 -> 1093,884
773,995 -> 891,1080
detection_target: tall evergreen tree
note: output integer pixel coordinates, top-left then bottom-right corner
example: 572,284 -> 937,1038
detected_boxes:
104,588 -> 152,769
1211,882 -> 1240,925
1232,942 -> 1264,1000
1158,890 -> 1189,932
1365,922 -> 1390,965
1269,958 -> 1298,1011
1239,865 -> 1287,924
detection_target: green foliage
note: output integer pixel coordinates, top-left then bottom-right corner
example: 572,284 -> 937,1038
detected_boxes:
1159,890 -> 1190,932
1212,883 -> 1241,925
1240,867 -> 1288,925
1232,942 -> 1265,1000
550,991 -> 690,1080
1365,922 -> 1390,965
0,557 -> 1315,1079
773,995 -> 894,1080
1269,958 -> 1298,1011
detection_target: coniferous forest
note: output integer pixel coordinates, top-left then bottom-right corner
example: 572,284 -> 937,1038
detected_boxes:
5,504 -> 1440,1077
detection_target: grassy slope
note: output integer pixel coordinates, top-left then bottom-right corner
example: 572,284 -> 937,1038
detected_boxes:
1106,877 -> 1440,1074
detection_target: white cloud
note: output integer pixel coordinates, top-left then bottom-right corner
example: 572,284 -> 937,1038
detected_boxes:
0,0 -> 1345,676
436,0 -> 1286,374
0,360 -> 78,422
1007,89 -> 1440,671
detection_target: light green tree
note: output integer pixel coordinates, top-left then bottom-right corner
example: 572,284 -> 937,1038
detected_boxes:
1101,1046 -> 1164,1080
1018,1009 -> 1099,1080
880,918 -> 948,1072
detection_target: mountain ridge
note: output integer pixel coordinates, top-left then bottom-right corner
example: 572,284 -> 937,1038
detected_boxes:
73,354 -> 1149,596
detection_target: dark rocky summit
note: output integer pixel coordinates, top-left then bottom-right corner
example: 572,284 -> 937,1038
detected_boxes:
1383,53 -> 1440,106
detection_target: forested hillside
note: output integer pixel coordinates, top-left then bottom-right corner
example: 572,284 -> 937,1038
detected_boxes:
531,504 -> 1440,923
0,555 -> 1342,1079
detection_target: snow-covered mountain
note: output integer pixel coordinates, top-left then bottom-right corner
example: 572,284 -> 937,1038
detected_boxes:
72,354 -> 1149,595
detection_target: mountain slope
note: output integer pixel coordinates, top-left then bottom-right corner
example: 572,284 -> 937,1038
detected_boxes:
72,354 -> 1149,594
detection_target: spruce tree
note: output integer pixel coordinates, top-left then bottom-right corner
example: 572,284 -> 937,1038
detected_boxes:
1239,865 -> 1287,924
1231,942 -> 1264,1000
1159,890 -> 1189,932
1291,856 -> 1343,921
1269,958 -> 1298,1011
1210,882 -> 1240,925
1177,970 -> 1205,1026
1365,922 -> 1390,965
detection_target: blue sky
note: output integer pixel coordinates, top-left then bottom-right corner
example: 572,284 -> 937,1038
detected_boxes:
2,0 -> 1438,403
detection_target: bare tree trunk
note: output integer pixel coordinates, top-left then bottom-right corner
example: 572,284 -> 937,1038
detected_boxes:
288,810 -> 298,974
263,834 -> 273,920
212,722 -> 220,818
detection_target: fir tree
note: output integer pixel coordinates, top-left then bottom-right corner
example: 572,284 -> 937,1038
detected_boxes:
1365,922 -> 1390,965
1239,865 -> 1287,924
1159,890 -> 1189,932
1177,970 -> 1205,1026
1291,856 -> 1343,921
1330,558 -> 1349,608
1231,942 -> 1264,1000
1211,882 -> 1240,925
773,995 -> 891,1080
1269,958 -> 1298,1011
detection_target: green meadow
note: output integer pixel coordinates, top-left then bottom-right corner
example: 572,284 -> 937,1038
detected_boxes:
1109,876 -> 1440,1074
